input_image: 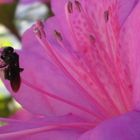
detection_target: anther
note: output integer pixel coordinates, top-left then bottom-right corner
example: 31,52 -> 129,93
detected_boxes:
36,20 -> 44,29
104,10 -> 109,22
89,35 -> 96,43
75,0 -> 82,12
54,30 -> 63,41
33,26 -> 42,39
33,20 -> 46,39
67,1 -> 73,13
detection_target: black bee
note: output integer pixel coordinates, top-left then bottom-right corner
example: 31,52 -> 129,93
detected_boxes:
1,47 -> 23,92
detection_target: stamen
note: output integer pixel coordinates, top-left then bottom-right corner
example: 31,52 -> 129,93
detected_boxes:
67,1 -> 73,13
104,10 -> 109,22
54,30 -> 63,41
75,0 -> 82,12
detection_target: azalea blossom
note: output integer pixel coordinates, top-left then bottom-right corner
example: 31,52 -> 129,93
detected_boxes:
0,0 -> 140,139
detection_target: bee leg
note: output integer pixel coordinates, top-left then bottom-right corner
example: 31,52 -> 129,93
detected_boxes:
19,68 -> 24,72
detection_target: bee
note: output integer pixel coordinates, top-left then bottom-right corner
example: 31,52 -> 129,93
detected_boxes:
0,47 -> 23,92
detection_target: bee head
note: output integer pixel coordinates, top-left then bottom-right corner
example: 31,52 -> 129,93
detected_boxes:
3,47 -> 14,54
1,47 -> 14,60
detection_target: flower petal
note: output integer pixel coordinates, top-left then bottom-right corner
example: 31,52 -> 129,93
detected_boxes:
0,114 -> 89,140
5,26 -> 105,121
10,109 -> 34,120
78,111 -> 140,140
119,1 -> 140,110
3,0 -> 134,121
117,0 -> 139,25
51,0 -> 132,113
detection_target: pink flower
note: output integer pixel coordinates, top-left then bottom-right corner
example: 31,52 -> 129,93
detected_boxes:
0,0 -> 140,139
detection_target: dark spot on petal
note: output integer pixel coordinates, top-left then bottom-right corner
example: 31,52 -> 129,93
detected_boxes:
54,30 -> 63,41
89,35 -> 96,43
104,10 -> 109,22
67,1 -> 73,13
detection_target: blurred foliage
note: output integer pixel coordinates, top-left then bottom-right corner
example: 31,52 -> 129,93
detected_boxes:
0,0 -> 20,40
0,0 -> 20,116
0,96 -> 18,117
46,2 -> 54,18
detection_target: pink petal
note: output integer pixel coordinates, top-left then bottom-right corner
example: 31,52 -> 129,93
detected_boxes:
0,129 -> 81,140
78,111 -> 140,140
12,26 -> 102,121
119,1 -> 140,110
3,0 -> 134,121
50,0 -> 132,113
0,114 -> 89,140
117,0 -> 139,25
10,109 -> 34,120
51,0 -> 139,27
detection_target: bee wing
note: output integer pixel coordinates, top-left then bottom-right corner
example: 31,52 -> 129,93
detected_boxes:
10,74 -> 21,92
